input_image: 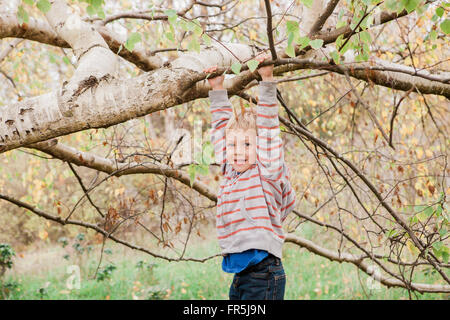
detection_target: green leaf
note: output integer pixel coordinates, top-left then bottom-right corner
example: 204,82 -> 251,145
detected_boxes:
247,59 -> 259,72
23,0 -> 34,5
436,7 -> 444,17
187,164 -> 196,187
336,19 -> 347,29
436,204 -> 443,217
86,5 -> 96,16
429,29 -> 438,41
62,56 -> 71,65
409,214 -> 418,224
335,34 -> 345,48
96,7 -> 106,19
424,205 -> 434,218
202,33 -> 212,46
188,38 -> 200,53
330,50 -> 340,64
297,36 -> 310,50
179,20 -> 189,31
168,14 -> 177,25
301,0 -> 313,8
401,0 -> 421,13
439,225 -> 447,238
202,141 -> 214,165
360,30 -> 371,43
164,9 -> 177,17
385,0 -> 401,12
414,205 -> 427,213
286,20 -> 299,33
192,21 -> 203,36
442,250 -> 449,264
124,32 -> 141,52
440,19 -> 450,35
287,31 -> 295,46
432,241 -> 443,251
231,62 -> 242,75
309,39 -> 324,49
385,228 -> 399,238
92,0 -> 103,8
165,31 -> 175,42
285,43 -> 296,58
416,210 -> 428,223
196,164 -> 209,176
17,5 -> 29,25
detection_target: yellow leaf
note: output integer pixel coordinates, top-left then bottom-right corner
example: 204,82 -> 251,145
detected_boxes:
400,124 -> 408,136
416,148 -> 423,159
39,230 -> 48,240
301,168 -> 310,179
425,149 -> 433,157
308,100 -> 317,107
406,239 -> 419,256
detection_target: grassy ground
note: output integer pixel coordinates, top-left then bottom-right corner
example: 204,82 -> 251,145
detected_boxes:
1,231 -> 448,300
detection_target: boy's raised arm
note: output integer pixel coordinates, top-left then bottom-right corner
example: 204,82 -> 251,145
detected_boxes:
255,56 -> 284,181
205,67 -> 232,175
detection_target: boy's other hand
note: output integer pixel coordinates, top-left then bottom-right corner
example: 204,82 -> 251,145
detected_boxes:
204,66 -> 225,90
255,53 -> 274,82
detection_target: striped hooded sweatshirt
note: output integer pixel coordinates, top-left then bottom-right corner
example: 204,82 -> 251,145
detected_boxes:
209,81 -> 296,259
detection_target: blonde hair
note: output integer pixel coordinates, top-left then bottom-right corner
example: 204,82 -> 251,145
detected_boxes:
225,100 -> 257,132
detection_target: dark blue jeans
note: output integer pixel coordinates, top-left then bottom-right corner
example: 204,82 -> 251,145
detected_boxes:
229,254 -> 286,300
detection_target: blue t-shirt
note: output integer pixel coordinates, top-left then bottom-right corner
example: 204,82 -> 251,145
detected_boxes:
222,249 -> 269,273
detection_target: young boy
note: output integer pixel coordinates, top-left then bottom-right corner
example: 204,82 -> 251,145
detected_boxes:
205,54 -> 296,300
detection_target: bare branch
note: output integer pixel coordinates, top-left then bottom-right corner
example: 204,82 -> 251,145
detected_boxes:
263,0 -> 277,60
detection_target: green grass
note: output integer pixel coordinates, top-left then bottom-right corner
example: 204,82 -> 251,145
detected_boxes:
1,234 -> 448,300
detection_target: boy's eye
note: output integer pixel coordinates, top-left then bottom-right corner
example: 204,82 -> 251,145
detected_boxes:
245,142 -> 251,147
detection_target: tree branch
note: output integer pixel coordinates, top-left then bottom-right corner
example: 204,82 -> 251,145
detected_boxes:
285,234 -> 450,293
308,0 -> 340,36
27,139 -> 218,202
263,0 -> 277,60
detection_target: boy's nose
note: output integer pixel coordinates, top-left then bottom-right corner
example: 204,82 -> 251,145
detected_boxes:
236,144 -> 244,153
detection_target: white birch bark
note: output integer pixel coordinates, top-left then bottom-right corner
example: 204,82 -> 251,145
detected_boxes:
44,0 -> 119,116
299,0 -> 325,36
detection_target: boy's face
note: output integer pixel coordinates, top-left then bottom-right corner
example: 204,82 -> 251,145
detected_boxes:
225,128 -> 257,173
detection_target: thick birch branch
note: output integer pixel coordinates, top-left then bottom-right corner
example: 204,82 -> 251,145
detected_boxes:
0,43 -> 254,153
0,44 -> 449,154
44,0 -> 119,116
